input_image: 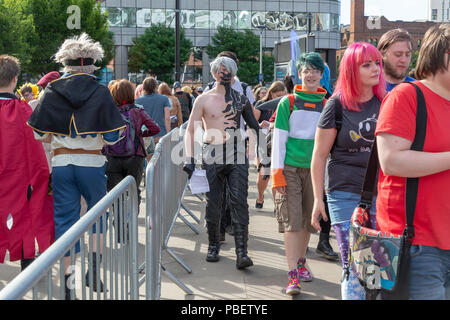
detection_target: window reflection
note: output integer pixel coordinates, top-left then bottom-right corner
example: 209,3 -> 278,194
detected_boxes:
196,10 -> 209,29
238,11 -> 251,29
106,7 -> 122,27
265,11 -> 279,30
181,10 -> 195,28
316,13 -> 330,31
105,8 -> 339,32
251,12 -> 265,29
223,10 -> 237,28
166,9 -> 175,28
330,14 -> 339,32
152,9 -> 166,25
122,8 -> 136,27
278,12 -> 294,31
137,8 -> 152,27
292,13 -> 308,31
210,11 -> 224,29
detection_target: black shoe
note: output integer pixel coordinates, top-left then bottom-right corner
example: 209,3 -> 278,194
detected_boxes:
316,233 -> 339,261
85,253 -> 105,292
234,224 -> 253,269
206,223 -> 221,262
255,200 -> 264,209
206,243 -> 220,262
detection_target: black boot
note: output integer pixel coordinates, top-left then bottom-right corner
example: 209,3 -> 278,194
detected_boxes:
206,223 -> 220,262
20,258 -> 35,271
85,253 -> 105,292
64,273 -> 77,300
234,224 -> 253,269
316,233 -> 339,261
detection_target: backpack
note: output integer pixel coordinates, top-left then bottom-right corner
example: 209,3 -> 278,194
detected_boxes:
178,92 -> 191,122
104,105 -> 140,157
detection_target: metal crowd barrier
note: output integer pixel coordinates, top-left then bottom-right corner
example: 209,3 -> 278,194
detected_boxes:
0,176 -> 139,300
145,122 -> 201,300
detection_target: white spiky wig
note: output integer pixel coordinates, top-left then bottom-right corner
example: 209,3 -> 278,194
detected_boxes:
54,32 -> 104,74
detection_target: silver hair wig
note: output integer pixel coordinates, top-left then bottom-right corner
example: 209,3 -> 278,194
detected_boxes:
210,56 -> 238,77
54,33 -> 104,74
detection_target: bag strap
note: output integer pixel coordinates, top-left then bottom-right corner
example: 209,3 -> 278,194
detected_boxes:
403,82 -> 427,241
288,94 -> 295,114
359,82 -> 427,240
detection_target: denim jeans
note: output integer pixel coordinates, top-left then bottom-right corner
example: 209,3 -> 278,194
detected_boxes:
408,245 -> 450,300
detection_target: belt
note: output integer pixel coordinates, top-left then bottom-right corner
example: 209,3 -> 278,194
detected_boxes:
54,148 -> 102,156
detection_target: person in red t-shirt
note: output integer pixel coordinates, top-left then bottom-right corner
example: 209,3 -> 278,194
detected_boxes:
375,24 -> 450,300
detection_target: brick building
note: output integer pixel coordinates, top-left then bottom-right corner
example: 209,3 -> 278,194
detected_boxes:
338,0 -> 437,61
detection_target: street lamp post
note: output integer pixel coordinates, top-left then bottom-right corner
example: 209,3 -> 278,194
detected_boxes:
257,26 -> 265,85
175,0 -> 181,82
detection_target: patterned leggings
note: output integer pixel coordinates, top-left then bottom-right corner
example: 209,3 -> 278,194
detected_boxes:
333,215 -> 377,300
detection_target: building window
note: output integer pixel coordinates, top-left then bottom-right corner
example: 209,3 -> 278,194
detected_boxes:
432,9 -> 438,20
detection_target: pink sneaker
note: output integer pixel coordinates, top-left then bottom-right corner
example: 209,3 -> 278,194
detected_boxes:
297,258 -> 312,282
285,270 -> 301,295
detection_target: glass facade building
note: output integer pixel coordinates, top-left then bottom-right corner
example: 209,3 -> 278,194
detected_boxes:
100,0 -> 341,84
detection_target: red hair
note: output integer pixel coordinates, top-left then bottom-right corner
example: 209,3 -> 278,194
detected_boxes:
332,42 -> 386,111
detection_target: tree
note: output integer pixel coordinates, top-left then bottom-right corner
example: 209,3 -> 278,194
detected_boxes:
22,0 -> 114,77
128,24 -> 193,84
206,26 -> 274,85
0,0 -> 36,68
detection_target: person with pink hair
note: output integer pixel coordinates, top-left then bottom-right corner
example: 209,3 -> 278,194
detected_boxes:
310,42 -> 386,300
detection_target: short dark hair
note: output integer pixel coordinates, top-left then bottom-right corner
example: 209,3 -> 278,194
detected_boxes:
217,51 -> 239,65
415,24 -> 450,80
296,52 -> 325,73
142,76 -> 159,94
109,79 -> 135,106
377,28 -> 413,54
0,55 -> 20,87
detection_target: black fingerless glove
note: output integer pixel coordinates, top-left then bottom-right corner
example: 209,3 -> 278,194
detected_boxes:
182,157 -> 195,179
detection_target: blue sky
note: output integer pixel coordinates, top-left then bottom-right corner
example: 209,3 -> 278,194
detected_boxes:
340,0 -> 430,25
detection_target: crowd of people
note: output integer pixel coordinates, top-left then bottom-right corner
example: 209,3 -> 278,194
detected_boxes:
0,23 -> 449,301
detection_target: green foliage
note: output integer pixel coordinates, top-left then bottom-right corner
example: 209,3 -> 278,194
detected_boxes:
206,26 -> 274,85
410,50 -> 419,72
0,0 -> 35,67
128,24 -> 193,84
0,0 -> 113,78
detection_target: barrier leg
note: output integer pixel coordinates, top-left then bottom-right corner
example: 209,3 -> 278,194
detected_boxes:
177,211 -> 200,234
181,202 -> 201,224
166,248 -> 192,273
161,265 -> 193,295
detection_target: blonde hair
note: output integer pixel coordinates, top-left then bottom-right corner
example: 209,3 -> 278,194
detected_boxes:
54,33 -> 104,74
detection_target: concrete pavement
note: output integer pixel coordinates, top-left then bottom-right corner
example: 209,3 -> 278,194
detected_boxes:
158,166 -> 342,300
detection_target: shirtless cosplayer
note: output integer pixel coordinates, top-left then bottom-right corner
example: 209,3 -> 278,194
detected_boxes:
183,56 -> 260,269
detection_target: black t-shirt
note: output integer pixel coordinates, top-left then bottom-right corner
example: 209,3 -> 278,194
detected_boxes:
317,95 -> 381,194
254,99 -> 275,122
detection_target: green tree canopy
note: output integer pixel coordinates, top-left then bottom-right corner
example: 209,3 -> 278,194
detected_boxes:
206,26 -> 274,85
128,24 -> 193,84
0,0 -> 35,68
0,0 -> 113,79
24,0 -> 114,77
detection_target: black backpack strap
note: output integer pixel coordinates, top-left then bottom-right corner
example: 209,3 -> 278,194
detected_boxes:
403,82 -> 427,241
334,96 -> 343,132
330,96 -> 343,153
